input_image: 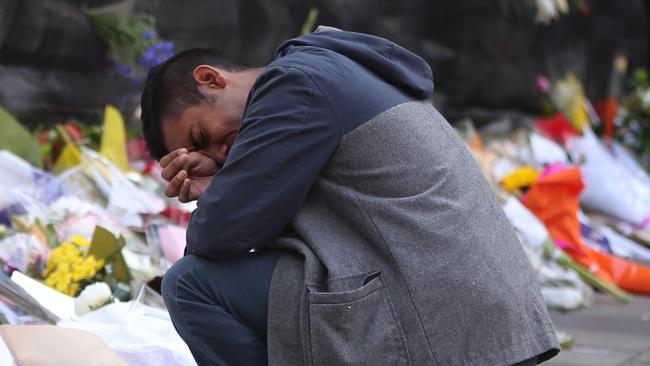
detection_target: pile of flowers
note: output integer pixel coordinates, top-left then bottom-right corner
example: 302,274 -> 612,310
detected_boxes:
460,71 -> 650,310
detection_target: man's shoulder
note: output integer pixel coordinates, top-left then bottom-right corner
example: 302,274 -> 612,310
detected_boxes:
266,47 -> 348,83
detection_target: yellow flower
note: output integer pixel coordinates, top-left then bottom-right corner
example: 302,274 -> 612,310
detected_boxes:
43,236 -> 105,297
45,242 -> 81,276
68,235 -> 90,248
501,166 -> 541,193
71,256 -> 105,282
44,270 -> 76,296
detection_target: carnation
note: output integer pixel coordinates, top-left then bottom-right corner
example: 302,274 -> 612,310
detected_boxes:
74,282 -> 113,316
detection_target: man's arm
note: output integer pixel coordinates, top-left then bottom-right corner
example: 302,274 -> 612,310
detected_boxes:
186,66 -> 341,259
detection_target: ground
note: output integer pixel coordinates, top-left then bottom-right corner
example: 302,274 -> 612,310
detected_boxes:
546,293 -> 650,366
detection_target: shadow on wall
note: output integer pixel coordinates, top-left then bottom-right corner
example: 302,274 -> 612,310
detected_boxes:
0,0 -> 647,127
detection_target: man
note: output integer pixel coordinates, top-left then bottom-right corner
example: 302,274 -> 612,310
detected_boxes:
141,26 -> 559,365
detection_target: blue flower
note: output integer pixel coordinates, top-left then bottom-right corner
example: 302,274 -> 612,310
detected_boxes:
138,41 -> 174,68
139,47 -> 157,66
152,41 -> 173,52
153,55 -> 167,66
141,31 -> 156,40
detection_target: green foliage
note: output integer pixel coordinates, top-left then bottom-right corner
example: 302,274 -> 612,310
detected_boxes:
84,10 -> 156,67
0,106 -> 42,167
301,8 -> 319,36
632,68 -> 649,88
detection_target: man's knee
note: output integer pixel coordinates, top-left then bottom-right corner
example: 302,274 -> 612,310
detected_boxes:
161,255 -> 205,310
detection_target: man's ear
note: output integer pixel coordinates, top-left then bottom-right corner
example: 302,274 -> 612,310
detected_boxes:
192,65 -> 227,89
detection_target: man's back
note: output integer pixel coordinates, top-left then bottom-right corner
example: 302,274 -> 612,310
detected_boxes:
264,27 -> 559,365
268,101 -> 558,365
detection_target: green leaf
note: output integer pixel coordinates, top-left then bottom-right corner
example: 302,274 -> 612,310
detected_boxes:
0,106 -> 42,167
38,221 -> 59,249
9,216 -> 30,232
89,226 -> 123,260
89,227 -> 132,283
301,8 -> 319,36
110,251 -> 131,283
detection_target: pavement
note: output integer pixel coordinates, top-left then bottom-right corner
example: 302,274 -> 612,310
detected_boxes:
546,293 -> 650,366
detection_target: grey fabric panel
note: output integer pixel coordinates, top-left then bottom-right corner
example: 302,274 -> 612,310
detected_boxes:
267,250 -> 306,365
308,274 -> 410,366
268,101 -> 559,366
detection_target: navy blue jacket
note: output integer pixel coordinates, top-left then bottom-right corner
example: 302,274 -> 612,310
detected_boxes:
185,28 -> 433,258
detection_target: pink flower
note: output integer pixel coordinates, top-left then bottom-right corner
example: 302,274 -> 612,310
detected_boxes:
536,75 -> 551,92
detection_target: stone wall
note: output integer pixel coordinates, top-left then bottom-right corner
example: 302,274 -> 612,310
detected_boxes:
0,0 -> 647,126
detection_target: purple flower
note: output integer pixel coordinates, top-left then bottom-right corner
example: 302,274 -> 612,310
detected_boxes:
153,55 -> 166,65
3,264 -> 16,274
140,47 -> 157,65
138,41 -> 174,68
153,41 -> 174,52
142,31 -> 156,40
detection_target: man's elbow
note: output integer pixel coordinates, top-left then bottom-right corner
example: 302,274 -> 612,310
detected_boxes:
185,229 -> 253,261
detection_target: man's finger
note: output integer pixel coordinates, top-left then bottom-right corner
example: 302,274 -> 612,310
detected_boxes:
189,181 -> 203,202
164,170 -> 187,198
179,178 -> 192,203
183,152 -> 219,177
182,153 -> 202,172
161,153 -> 189,181
159,148 -> 187,168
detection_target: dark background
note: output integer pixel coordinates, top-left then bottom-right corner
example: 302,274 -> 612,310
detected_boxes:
0,0 -> 647,127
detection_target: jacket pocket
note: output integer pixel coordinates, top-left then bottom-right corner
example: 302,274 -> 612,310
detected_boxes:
307,272 -> 408,366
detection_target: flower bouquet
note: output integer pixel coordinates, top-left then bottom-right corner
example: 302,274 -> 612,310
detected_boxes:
85,9 -> 174,82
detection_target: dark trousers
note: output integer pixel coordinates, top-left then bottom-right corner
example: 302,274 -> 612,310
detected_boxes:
161,250 -> 282,366
162,251 -> 541,366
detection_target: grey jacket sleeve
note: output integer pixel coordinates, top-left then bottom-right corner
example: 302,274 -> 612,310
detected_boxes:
185,66 -> 341,259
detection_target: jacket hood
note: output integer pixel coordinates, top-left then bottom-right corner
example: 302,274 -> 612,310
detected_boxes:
275,26 -> 433,100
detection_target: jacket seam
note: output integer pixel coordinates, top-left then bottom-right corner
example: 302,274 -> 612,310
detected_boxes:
331,170 -> 439,364
238,68 -> 316,250
281,65 -> 344,139
388,42 -> 396,61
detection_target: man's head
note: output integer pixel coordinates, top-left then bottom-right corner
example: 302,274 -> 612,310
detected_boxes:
140,48 -> 259,165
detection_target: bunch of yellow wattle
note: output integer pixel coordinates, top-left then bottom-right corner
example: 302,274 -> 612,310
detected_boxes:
44,236 -> 105,297
501,166 -> 542,193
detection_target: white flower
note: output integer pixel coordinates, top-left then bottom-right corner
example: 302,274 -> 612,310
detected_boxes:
555,0 -> 569,14
641,90 -> 650,108
75,282 -> 112,316
535,0 -> 559,24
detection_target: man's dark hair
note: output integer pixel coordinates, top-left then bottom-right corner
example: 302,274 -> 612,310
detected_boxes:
140,48 -> 247,160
